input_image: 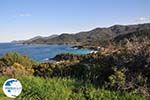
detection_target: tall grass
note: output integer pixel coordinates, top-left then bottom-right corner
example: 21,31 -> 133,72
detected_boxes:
0,76 -> 146,100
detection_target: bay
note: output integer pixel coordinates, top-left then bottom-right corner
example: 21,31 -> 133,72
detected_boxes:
0,43 -> 91,62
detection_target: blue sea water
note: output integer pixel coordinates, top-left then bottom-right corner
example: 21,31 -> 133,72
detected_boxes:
0,43 -> 91,62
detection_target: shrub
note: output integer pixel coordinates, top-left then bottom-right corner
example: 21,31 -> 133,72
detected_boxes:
0,52 -> 36,77
0,52 -> 36,68
108,68 -> 126,90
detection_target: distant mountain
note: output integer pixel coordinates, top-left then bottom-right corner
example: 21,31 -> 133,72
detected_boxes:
12,40 -> 25,44
15,23 -> 150,46
44,35 -> 58,39
13,35 -> 58,44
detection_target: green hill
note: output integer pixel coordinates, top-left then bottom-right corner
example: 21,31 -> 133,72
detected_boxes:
20,23 -> 150,47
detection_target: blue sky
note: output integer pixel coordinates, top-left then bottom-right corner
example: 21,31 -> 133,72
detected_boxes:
0,0 -> 150,42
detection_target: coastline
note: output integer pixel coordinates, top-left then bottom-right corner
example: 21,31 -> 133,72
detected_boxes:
0,43 -> 94,62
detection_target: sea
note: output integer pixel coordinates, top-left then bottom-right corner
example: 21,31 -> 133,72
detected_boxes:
0,43 -> 92,62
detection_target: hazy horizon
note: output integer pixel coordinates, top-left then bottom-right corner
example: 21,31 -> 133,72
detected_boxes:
0,0 -> 150,42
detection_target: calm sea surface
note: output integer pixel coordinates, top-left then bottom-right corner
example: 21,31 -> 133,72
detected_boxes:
0,43 -> 92,62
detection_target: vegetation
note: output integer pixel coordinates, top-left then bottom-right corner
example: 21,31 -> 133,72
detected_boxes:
0,52 -> 36,67
0,52 -> 35,77
0,76 -> 146,100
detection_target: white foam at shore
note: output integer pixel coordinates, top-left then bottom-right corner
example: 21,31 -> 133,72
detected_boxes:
90,50 -> 98,53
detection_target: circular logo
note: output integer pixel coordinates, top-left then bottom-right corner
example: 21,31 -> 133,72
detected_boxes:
2,78 -> 22,98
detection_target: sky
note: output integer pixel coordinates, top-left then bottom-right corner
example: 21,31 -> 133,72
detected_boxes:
0,0 -> 150,42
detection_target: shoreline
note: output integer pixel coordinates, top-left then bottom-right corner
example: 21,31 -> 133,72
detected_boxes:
0,43 -> 96,62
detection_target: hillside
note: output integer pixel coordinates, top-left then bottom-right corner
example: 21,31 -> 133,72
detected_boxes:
20,23 -> 150,46
113,29 -> 150,43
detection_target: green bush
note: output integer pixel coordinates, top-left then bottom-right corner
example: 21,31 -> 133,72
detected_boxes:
0,52 -> 36,68
0,52 -> 36,77
108,68 -> 126,90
